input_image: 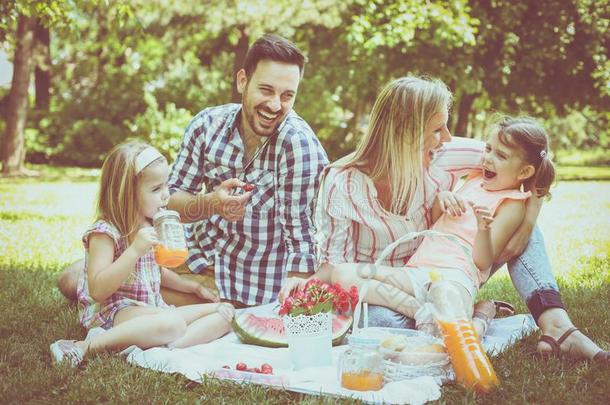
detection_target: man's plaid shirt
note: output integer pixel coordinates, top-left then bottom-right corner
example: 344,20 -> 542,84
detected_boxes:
168,104 -> 328,305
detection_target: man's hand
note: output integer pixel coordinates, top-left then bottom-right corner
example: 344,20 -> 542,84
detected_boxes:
193,284 -> 220,303
437,191 -> 467,217
278,277 -> 308,303
210,178 -> 252,221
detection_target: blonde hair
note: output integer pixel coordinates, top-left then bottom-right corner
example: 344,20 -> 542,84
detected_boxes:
96,141 -> 165,243
331,76 -> 452,214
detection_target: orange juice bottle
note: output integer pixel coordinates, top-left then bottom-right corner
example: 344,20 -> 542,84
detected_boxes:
427,278 -> 499,393
152,210 -> 188,268
437,319 -> 498,393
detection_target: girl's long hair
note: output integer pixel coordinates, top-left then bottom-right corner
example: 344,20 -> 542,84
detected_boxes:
96,141 -> 156,243
494,116 -> 556,197
329,76 -> 452,215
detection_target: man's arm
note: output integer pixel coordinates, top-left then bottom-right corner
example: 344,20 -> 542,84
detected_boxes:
167,110 -> 250,222
277,131 -> 329,273
168,180 -> 250,223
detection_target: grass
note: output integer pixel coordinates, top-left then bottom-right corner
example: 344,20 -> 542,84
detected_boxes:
1,168 -> 609,404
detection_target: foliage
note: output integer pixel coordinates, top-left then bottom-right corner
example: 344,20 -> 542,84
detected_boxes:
0,0 -> 608,165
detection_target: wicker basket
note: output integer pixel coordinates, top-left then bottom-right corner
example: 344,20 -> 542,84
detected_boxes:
379,332 -> 451,382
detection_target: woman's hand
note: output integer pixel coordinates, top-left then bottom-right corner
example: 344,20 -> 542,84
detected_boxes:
470,202 -> 494,230
278,277 -> 308,303
437,191 -> 467,216
496,224 -> 531,264
131,227 -> 158,256
193,284 -> 220,303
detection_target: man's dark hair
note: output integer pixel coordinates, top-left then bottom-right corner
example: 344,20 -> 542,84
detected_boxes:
243,34 -> 307,78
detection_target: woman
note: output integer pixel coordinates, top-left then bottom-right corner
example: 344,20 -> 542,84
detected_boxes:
313,76 -> 607,362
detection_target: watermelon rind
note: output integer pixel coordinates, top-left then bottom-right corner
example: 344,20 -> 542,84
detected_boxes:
232,312 -> 352,348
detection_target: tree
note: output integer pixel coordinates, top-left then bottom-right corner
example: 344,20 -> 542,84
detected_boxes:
0,1 -> 70,175
1,14 -> 36,175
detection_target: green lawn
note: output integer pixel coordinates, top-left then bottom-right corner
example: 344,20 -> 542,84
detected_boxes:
1,170 -> 609,404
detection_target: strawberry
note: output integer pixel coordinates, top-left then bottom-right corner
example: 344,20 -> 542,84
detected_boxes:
243,183 -> 255,192
235,362 -> 247,371
260,363 -> 273,374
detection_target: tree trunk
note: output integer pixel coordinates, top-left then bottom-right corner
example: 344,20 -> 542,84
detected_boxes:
34,18 -> 50,111
1,15 -> 36,175
453,93 -> 477,138
231,27 -> 249,104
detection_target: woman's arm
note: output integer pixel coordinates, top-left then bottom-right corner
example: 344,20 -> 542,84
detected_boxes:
471,199 -> 526,272
496,193 -> 542,263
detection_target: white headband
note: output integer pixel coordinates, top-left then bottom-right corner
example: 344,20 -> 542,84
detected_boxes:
135,147 -> 163,174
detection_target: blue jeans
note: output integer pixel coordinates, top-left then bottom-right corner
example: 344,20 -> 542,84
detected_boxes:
367,226 -> 564,328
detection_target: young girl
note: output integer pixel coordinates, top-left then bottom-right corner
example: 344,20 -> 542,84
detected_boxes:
50,141 -> 234,367
281,116 -> 554,337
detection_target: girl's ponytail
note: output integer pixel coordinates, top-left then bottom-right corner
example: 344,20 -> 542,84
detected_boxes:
530,153 -> 556,198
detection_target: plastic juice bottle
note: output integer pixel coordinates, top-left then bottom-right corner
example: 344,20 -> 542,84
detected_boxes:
427,277 -> 499,393
152,210 -> 188,268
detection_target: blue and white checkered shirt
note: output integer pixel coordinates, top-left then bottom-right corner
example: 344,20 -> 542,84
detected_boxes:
168,103 -> 329,305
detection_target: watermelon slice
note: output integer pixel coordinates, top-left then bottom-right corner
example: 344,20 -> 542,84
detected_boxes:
232,312 -> 352,348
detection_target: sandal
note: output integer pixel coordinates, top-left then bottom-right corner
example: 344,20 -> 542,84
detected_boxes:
539,327 -> 610,364
490,300 -> 515,317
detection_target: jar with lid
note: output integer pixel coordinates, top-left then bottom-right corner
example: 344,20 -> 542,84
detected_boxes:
338,334 -> 384,391
152,210 -> 188,268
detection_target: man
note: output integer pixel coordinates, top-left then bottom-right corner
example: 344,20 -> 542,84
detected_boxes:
165,34 -> 328,307
57,34 -> 328,308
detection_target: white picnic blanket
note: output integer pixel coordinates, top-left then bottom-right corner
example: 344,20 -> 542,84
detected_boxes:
96,304 -> 537,404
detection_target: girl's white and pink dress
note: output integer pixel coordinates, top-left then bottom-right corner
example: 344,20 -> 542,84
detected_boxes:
407,174 -> 531,289
76,220 -> 170,329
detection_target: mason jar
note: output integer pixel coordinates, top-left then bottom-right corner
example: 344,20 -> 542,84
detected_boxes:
152,210 -> 188,268
338,335 -> 384,391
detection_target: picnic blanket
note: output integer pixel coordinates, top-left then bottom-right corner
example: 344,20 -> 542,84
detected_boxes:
98,303 -> 537,404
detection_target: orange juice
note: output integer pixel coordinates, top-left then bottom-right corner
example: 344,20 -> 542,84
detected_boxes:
154,245 -> 188,268
341,371 -> 384,391
437,319 -> 498,393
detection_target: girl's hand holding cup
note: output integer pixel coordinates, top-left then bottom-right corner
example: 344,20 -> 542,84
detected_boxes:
132,227 -> 158,256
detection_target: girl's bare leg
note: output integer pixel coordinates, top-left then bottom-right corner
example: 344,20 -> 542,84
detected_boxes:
332,263 -> 421,318
167,303 -> 235,348
74,306 -> 187,355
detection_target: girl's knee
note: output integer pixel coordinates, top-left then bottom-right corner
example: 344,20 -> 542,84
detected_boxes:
216,303 -> 235,323
155,312 -> 187,340
427,280 -> 469,306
